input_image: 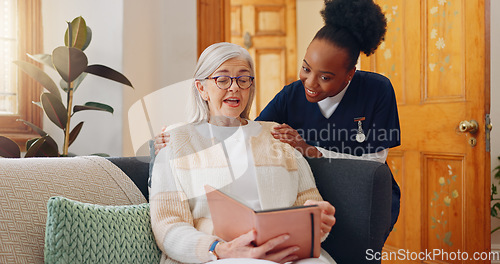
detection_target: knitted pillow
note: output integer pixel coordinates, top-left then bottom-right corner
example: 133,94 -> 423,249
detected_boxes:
44,196 -> 161,264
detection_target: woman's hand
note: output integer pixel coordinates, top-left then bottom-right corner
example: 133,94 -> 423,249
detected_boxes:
216,229 -> 300,263
304,200 -> 336,238
154,126 -> 170,155
271,124 -> 322,158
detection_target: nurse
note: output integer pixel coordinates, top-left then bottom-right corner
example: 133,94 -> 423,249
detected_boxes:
256,0 -> 401,233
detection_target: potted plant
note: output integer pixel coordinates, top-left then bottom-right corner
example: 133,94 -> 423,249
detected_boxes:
0,16 -> 133,158
492,156 -> 500,233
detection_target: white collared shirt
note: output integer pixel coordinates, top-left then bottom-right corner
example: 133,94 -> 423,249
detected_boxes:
317,81 -> 349,119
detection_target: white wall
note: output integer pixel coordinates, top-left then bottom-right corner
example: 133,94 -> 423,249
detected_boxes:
122,0 -> 197,157
41,0 -> 124,156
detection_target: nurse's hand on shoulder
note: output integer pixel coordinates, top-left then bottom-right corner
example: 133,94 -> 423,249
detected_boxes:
154,126 -> 169,155
217,229 -> 300,263
271,124 -> 323,158
304,200 -> 336,238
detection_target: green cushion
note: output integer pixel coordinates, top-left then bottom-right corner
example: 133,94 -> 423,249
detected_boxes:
44,196 -> 161,264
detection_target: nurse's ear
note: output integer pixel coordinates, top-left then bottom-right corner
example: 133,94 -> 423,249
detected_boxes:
195,80 -> 209,101
344,67 -> 356,87
347,67 -> 356,82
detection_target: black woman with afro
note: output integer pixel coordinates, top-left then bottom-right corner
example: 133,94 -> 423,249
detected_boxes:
256,0 -> 401,240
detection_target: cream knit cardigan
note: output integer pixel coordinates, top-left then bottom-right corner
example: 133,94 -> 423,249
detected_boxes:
150,121 -> 323,264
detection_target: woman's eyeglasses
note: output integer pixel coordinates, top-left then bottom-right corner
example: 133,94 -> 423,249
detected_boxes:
205,75 -> 254,90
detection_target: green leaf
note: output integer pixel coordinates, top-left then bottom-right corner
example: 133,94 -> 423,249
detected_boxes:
444,55 -> 450,64
64,16 -> 88,50
81,27 -> 92,51
59,72 -> 87,92
431,216 -> 437,223
25,136 -> 59,157
41,93 -> 67,129
66,21 -> 72,48
17,119 -> 47,137
13,61 -> 61,100
73,102 -> 114,114
0,136 -> 21,158
52,46 -> 88,83
27,53 -> 54,69
24,137 -> 46,158
41,135 -> 59,157
85,64 -> 133,88
68,122 -> 84,147
26,138 -> 38,150
444,231 -> 453,246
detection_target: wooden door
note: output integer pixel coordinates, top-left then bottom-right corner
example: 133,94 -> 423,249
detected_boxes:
230,0 -> 297,118
360,1 -> 491,263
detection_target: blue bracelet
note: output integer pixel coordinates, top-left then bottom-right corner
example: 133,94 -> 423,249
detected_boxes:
209,240 -> 221,259
209,240 -> 220,251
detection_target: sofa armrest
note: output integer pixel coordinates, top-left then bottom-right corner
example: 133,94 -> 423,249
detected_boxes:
107,156 -> 150,201
305,157 -> 392,264
0,156 -> 146,264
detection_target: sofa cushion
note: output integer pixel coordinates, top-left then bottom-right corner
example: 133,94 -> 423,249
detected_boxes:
45,196 -> 161,264
306,157 -> 392,264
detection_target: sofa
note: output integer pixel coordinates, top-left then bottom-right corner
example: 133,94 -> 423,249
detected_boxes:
0,155 -> 392,263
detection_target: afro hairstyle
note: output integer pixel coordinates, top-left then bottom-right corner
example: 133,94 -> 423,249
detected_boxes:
314,0 -> 387,68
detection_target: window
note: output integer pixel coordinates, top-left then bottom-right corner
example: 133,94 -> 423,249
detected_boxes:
0,0 -> 42,148
1,0 -> 17,115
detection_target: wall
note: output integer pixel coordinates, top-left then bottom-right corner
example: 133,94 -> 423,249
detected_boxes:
41,0 -> 124,156
122,0 -> 197,157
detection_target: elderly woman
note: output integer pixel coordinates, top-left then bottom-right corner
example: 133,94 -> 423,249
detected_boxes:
150,42 -> 335,264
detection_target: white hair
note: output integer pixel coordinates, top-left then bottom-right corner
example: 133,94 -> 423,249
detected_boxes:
187,42 -> 256,123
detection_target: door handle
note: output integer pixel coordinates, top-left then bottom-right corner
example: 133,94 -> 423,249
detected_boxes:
458,120 -> 478,134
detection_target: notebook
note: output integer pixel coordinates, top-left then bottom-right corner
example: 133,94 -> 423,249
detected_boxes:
204,185 -> 321,259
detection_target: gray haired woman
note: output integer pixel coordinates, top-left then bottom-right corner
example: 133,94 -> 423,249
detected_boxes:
150,42 -> 336,264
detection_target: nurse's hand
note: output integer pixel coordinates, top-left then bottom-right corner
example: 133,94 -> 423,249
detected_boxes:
154,126 -> 169,155
216,229 -> 300,263
271,123 -> 323,158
